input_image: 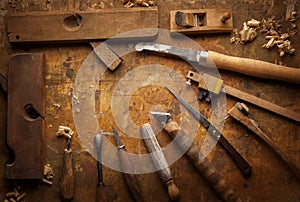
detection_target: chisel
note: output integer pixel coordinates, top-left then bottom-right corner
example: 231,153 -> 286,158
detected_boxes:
94,132 -> 108,202
59,138 -> 74,201
140,123 -> 180,201
112,128 -> 144,202
151,111 -> 244,202
166,86 -> 252,177
135,42 -> 300,84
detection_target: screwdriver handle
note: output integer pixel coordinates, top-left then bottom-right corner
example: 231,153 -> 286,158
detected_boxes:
207,50 -> 300,84
140,124 -> 180,200
164,120 -> 244,202
118,147 -> 144,202
59,148 -> 74,200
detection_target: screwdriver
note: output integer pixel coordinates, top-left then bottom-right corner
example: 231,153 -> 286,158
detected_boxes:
112,128 -> 144,202
59,138 -> 74,201
94,132 -> 108,202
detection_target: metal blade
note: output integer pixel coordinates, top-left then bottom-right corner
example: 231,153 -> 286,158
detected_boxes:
165,86 -> 210,128
135,42 -> 208,65
150,111 -> 171,125
112,127 -> 125,150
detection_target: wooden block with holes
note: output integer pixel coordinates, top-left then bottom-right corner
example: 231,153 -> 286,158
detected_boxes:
170,9 -> 233,34
7,8 -> 158,43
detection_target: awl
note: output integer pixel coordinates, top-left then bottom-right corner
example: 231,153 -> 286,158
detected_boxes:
151,111 -> 244,202
135,42 -> 300,84
166,87 -> 252,177
112,128 -> 144,202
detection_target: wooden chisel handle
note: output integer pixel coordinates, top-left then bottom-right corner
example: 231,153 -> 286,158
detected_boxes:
164,120 -> 244,202
59,148 -> 74,200
118,148 -> 144,202
207,51 -> 300,84
140,124 -> 180,200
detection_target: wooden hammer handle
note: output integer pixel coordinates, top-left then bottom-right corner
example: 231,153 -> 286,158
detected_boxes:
208,51 -> 300,84
59,149 -> 74,200
164,120 -> 244,202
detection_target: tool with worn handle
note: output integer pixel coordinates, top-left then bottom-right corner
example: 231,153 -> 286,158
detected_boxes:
94,132 -> 108,202
151,112 -> 244,202
166,87 -> 252,177
59,138 -> 74,201
112,128 -> 144,202
228,102 -> 300,181
186,70 -> 300,123
140,124 -> 180,201
135,42 -> 300,84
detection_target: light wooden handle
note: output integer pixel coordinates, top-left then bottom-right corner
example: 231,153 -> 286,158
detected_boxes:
164,120 -> 243,202
208,51 -> 300,84
60,149 -> 74,200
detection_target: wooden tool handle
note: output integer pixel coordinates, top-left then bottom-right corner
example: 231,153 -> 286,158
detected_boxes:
97,184 -> 108,202
140,124 -> 180,200
164,120 -> 244,202
119,149 -> 144,202
59,149 -> 74,200
207,51 -> 300,84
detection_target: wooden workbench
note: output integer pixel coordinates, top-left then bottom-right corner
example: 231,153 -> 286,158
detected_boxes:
0,0 -> 299,201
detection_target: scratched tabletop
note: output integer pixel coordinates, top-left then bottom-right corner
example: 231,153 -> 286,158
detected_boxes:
0,0 -> 299,201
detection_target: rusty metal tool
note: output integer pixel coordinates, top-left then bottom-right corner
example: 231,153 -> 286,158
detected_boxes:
228,102 -> 300,181
166,86 -> 252,177
112,128 -> 144,202
135,42 -> 300,84
151,111 -> 244,202
140,123 -> 180,201
94,131 -> 108,202
186,70 -> 300,123
59,138 -> 74,201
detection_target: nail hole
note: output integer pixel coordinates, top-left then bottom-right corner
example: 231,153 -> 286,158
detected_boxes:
15,35 -> 20,40
189,72 -> 194,77
63,13 -> 82,32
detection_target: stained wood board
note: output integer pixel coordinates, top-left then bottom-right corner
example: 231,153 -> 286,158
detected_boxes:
7,8 -> 158,43
170,9 -> 233,34
6,53 -> 45,179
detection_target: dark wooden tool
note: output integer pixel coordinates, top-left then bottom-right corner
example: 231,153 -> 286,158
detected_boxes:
59,139 -> 74,200
166,87 -> 252,177
6,53 -> 45,179
228,103 -> 300,181
112,128 -> 144,202
140,124 -> 180,201
94,132 -> 108,202
90,42 -> 122,71
7,8 -> 158,43
151,112 -> 244,202
170,9 -> 233,34
187,70 -> 300,123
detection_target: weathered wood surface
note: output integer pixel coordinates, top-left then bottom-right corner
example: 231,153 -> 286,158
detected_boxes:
6,53 -> 45,179
0,0 -> 299,202
7,8 -> 158,42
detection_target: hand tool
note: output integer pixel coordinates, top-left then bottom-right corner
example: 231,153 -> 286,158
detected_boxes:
94,131 -> 108,202
166,86 -> 252,177
6,53 -> 45,180
135,42 -> 300,84
186,70 -> 300,123
59,138 -> 74,201
112,128 -> 144,202
140,123 -> 180,200
89,42 -> 122,71
171,9 -> 233,34
228,102 -> 300,181
151,111 -> 244,202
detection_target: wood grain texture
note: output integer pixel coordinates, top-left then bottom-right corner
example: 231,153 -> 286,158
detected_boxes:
60,149 -> 74,200
6,53 -> 45,179
7,8 -> 158,43
170,9 -> 233,34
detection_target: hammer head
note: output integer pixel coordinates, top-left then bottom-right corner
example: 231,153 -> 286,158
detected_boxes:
150,111 -> 172,125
